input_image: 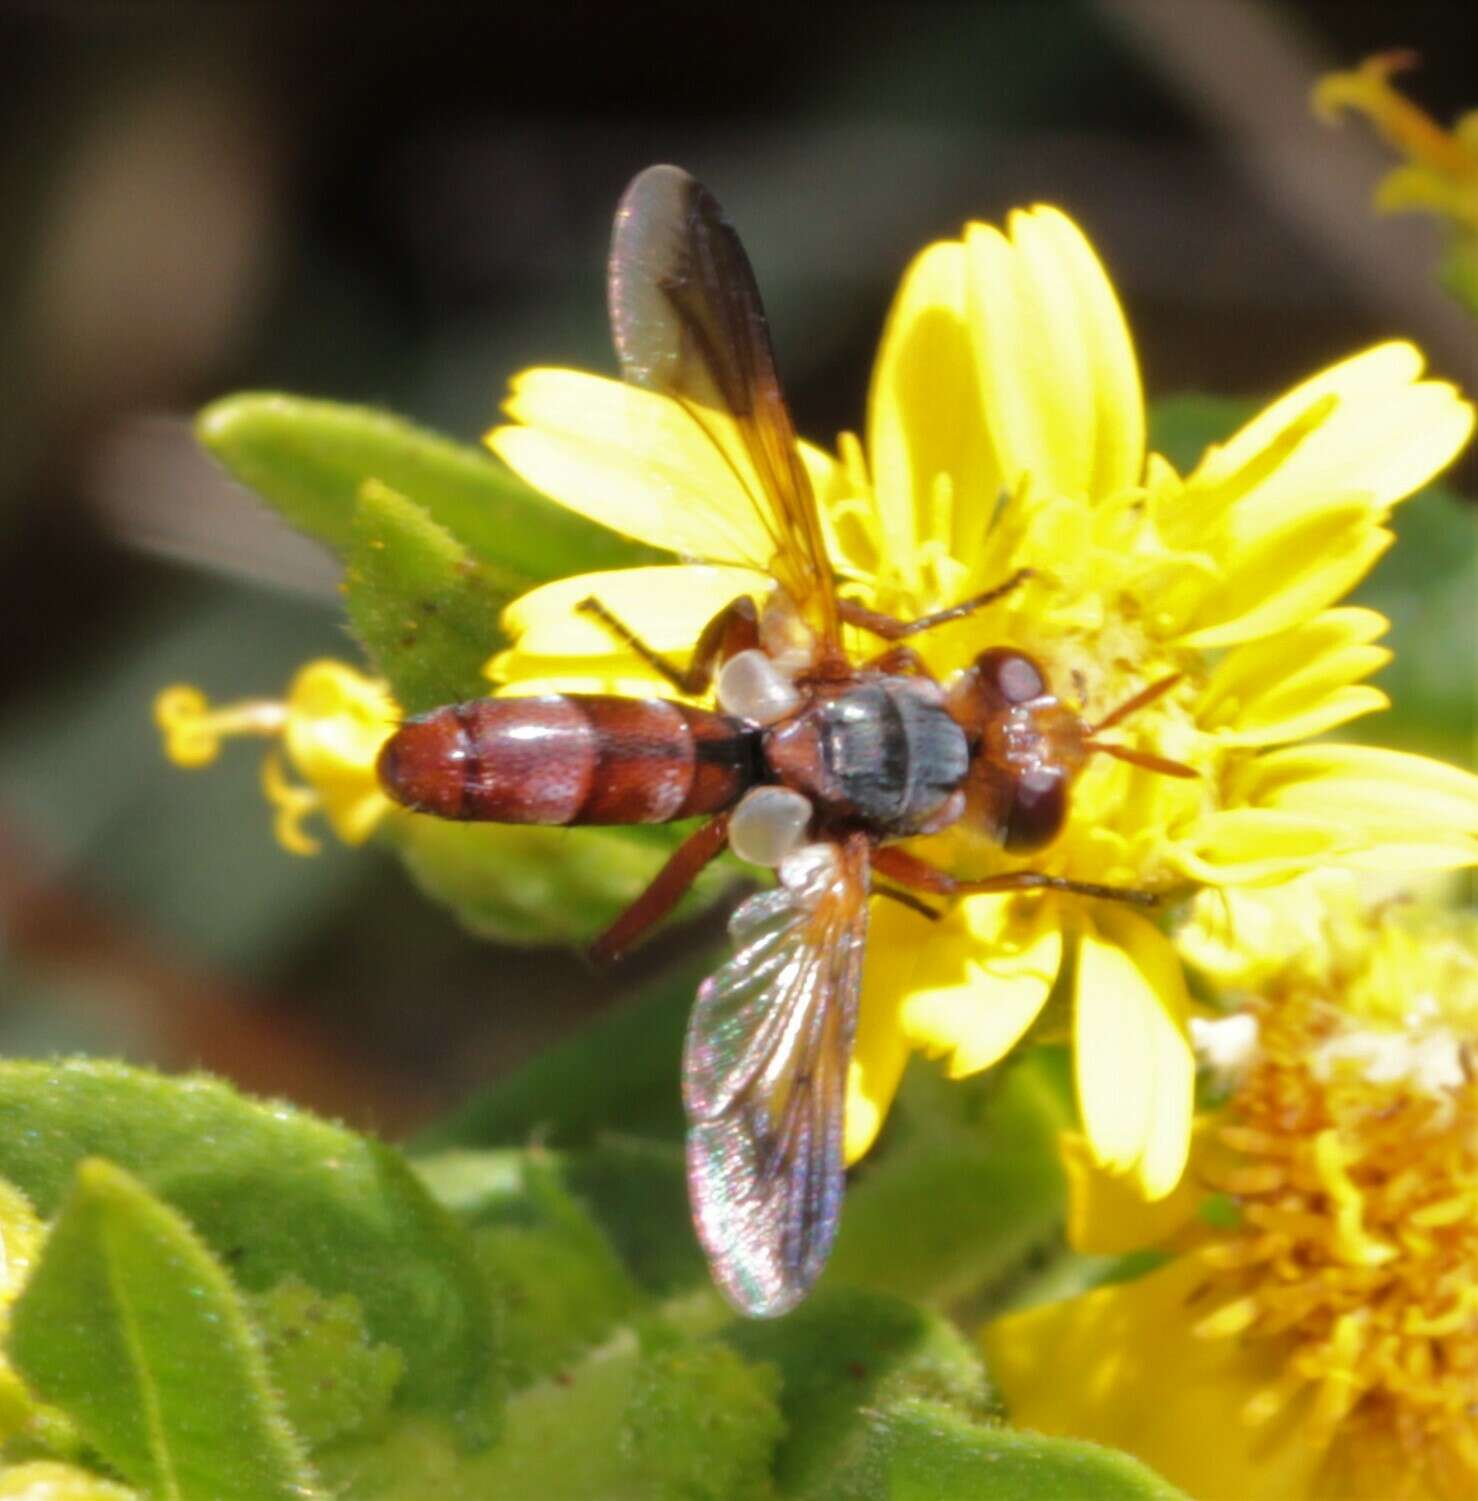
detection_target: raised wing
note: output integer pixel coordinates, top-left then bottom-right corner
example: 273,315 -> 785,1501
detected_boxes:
683,835 -> 869,1316
609,163 -> 841,645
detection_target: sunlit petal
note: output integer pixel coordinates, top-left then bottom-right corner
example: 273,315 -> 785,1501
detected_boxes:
985,1257 -> 1323,1501
901,894 -> 1063,1077
1061,1130 -> 1207,1256
964,208 -> 1143,504
500,565 -> 767,658
845,900 -> 935,1164
867,240 -> 996,574
489,368 -> 779,566
1185,342 -> 1474,518
1197,607 -> 1392,745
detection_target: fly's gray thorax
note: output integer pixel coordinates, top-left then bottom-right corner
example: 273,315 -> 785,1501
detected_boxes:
763,677 -> 970,835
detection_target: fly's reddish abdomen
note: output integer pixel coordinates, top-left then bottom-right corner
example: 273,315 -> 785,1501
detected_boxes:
377,694 -> 761,825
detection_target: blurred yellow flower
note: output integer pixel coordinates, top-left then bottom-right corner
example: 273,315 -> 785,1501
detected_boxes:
155,660 -> 397,854
0,1179 -> 45,1441
985,879 -> 1478,1501
1314,52 -> 1478,311
485,203 -> 1477,1200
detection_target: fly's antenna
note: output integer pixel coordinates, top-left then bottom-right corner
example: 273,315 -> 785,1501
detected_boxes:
1081,673 -> 1198,780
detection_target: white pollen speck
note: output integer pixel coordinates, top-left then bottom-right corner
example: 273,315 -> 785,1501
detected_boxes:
1191,1013 -> 1260,1080
1312,1026 -> 1467,1096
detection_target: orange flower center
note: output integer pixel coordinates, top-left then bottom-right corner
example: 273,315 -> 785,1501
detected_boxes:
1192,993 -> 1478,1497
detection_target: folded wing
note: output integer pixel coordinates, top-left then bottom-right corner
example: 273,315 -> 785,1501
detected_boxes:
683,835 -> 869,1316
609,163 -> 841,645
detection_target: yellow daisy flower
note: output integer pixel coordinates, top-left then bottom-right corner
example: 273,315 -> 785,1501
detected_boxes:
1314,52 -> 1478,235
483,204 -> 1477,1201
1314,51 -> 1478,313
155,659 -> 397,855
984,878 -> 1478,1501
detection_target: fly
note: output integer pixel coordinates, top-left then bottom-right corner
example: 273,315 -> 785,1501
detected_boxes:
377,165 -> 1195,1318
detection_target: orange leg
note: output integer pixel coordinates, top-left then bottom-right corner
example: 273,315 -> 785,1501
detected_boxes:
839,569 -> 1033,642
872,845 -> 1158,908
589,813 -> 733,964
577,596 -> 759,695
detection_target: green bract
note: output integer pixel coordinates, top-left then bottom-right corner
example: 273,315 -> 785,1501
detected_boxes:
0,1051 -> 1192,1499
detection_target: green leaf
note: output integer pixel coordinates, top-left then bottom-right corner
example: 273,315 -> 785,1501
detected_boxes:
866,1397 -> 1191,1501
417,1139 -> 701,1312
621,1342 -> 784,1501
0,1061 -> 499,1440
251,1278 -> 404,1450
317,1325 -> 783,1501
386,817 -> 733,948
197,393 -> 656,579
1438,234 -> 1478,318
1146,394 -> 1254,476
722,1287 -> 996,1499
414,957 -> 706,1152
1349,481 -> 1476,763
0,1173 -> 79,1454
7,1159 -> 321,1501
828,1053 -> 1070,1308
345,479 -> 506,714
558,1137 -> 704,1296
465,1155 -> 642,1389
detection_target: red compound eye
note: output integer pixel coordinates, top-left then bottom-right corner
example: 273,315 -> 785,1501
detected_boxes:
1001,765 -> 1068,852
972,648 -> 1047,707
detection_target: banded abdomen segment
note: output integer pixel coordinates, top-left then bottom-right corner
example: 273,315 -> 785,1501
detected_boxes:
377,694 -> 761,825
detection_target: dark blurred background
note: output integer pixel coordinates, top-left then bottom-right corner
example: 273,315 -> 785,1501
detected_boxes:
1,1 -> 1473,1133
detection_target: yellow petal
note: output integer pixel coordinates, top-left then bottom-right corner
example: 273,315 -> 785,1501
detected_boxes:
964,207 -> 1144,504
1197,607 -> 1392,745
1176,875 -> 1358,991
900,894 -> 1063,1078
281,661 -> 398,846
1061,1129 -> 1207,1256
489,369 -> 779,567
1185,342 -> 1474,520
845,899 -> 935,1164
1073,921 -> 1152,1176
866,240 -> 998,576
500,565 -> 767,659
1075,911 -> 1193,1199
1234,744 -> 1478,835
1169,809 -> 1345,886
1172,501 -> 1392,649
491,563 -> 768,697
984,1256 -> 1325,1501
1097,908 -> 1194,1199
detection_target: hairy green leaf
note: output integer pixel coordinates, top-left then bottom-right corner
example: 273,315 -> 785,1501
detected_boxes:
417,1139 -> 701,1346
386,816 -> 733,948
0,1061 -> 499,1439
7,1159 -> 321,1501
621,1342 -> 784,1500
723,1287 -> 996,1499
197,393 -> 654,580
867,1397 -> 1191,1500
345,480 -> 505,714
252,1278 -> 404,1450
465,1155 -> 641,1389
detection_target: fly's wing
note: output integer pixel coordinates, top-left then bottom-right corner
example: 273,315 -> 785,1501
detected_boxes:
683,836 -> 869,1316
609,164 -> 841,646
